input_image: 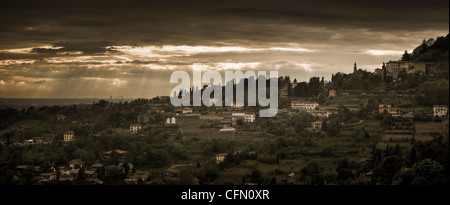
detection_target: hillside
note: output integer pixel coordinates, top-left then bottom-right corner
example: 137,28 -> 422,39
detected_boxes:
402,33 -> 449,71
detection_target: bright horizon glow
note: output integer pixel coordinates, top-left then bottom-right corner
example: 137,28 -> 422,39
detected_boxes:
366,50 -> 404,56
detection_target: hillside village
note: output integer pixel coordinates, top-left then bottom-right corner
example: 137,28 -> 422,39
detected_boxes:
0,35 -> 449,185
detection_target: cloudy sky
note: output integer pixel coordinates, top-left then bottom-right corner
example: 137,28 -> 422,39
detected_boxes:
0,0 -> 448,98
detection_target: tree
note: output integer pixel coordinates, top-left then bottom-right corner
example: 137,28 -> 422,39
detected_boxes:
410,159 -> 445,185
373,156 -> 403,185
77,167 -> 86,181
178,168 -> 194,185
401,50 -> 411,61
248,169 -> 263,184
300,161 -> 323,185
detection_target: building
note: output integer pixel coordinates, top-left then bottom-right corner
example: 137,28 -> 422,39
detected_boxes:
63,131 -> 75,143
308,110 -> 330,118
244,113 -> 255,123
221,116 -> 235,125
41,134 -> 55,144
182,107 -> 193,114
216,153 -> 227,164
104,150 -> 127,160
32,137 -> 43,144
328,89 -> 337,98
385,61 -> 428,78
390,108 -> 402,118
165,117 -> 177,126
433,105 -> 448,117
219,127 -> 236,132
69,159 -> 84,169
379,105 -> 391,114
130,170 -> 151,182
39,173 -> 57,182
312,121 -> 323,129
291,101 -> 319,110
232,113 -> 255,123
130,124 -> 142,134
56,114 -> 66,121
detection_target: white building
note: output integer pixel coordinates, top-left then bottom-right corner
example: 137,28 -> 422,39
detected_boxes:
219,127 -> 236,132
216,153 -> 227,164
130,124 -> 142,134
244,113 -> 255,123
433,105 -> 448,117
291,101 -> 319,110
171,117 -> 176,124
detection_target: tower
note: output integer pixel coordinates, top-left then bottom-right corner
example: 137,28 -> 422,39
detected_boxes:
353,62 -> 357,72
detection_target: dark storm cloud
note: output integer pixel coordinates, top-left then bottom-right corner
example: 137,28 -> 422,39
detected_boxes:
0,0 -> 448,49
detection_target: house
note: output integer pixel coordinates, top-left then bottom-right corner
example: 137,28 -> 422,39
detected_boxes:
90,163 -> 104,170
164,167 -> 180,184
182,107 -> 193,114
165,117 -> 176,126
130,170 -> 151,182
232,113 -> 245,121
232,113 -> 255,123
379,105 -> 391,114
41,134 -> 55,144
32,137 -> 43,144
291,101 -> 319,110
328,89 -> 337,98
390,108 -> 402,118
104,150 -> 127,160
312,121 -> 323,129
385,61 -> 428,78
69,159 -> 84,169
124,178 -> 139,185
221,116 -> 235,125
39,172 -> 57,182
119,162 -> 134,173
433,105 -> 448,117
56,114 -> 66,121
104,165 -> 125,174
219,127 -> 236,132
244,113 -> 255,123
216,153 -> 227,164
130,123 -> 142,134
308,110 -> 330,118
63,131 -> 75,143
148,103 -> 166,114
84,170 -> 96,179
59,173 -> 73,182
58,166 -> 71,176
232,104 -> 244,110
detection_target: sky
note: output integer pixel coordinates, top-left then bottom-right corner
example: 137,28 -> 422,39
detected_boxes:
0,0 -> 448,98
